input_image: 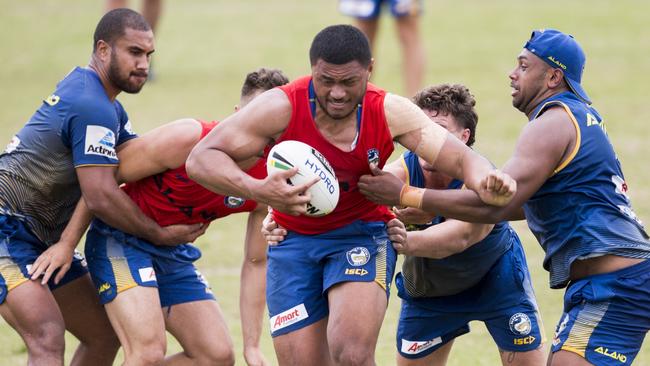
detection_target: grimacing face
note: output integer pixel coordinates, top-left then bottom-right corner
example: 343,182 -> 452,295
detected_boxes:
509,49 -> 551,115
107,28 -> 154,94
311,59 -> 370,120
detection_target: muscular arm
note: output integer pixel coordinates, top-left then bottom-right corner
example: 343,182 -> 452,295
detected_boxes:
418,107 -> 574,222
186,89 -> 314,215
117,118 -> 202,183
240,206 -> 270,365
404,219 -> 494,258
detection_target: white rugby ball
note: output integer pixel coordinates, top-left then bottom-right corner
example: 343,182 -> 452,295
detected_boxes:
267,140 -> 339,217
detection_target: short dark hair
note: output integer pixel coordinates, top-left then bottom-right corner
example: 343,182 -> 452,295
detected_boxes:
240,68 -> 289,97
93,8 -> 151,52
412,84 -> 478,147
309,24 -> 371,67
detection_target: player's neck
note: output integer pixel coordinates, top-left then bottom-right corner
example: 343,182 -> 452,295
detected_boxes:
88,59 -> 120,101
314,108 -> 359,151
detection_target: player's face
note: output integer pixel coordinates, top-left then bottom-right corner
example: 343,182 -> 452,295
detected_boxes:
108,28 -> 155,94
311,59 -> 370,120
509,49 -> 551,115
421,109 -> 469,172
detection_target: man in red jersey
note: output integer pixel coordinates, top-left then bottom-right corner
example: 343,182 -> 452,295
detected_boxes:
29,68 -> 288,366
186,25 -> 515,366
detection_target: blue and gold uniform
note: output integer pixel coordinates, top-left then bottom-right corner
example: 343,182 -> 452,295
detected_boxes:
395,152 -> 543,359
525,92 -> 650,365
0,67 -> 137,302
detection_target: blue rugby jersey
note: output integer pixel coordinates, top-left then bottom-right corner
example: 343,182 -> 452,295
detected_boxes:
400,151 -> 512,297
523,92 -> 650,288
0,67 -> 137,245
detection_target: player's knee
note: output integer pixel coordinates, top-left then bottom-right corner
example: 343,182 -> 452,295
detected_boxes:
330,341 -> 374,366
129,341 -> 166,366
23,321 -> 66,360
196,342 -> 235,366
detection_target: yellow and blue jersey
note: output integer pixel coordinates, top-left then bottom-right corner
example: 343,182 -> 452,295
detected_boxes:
524,92 -> 650,289
399,151 -> 512,297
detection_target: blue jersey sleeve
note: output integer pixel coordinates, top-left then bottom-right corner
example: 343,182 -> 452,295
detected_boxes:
115,100 -> 138,146
66,101 -> 121,167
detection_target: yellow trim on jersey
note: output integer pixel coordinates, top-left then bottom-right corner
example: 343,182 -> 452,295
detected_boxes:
563,302 -> 609,358
0,258 -> 29,291
531,101 -> 581,176
400,154 -> 411,187
561,345 -> 586,358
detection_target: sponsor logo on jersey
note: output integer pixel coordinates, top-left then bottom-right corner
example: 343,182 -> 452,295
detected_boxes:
367,148 -> 380,165
400,337 -> 442,355
224,196 -> 246,208
595,347 -> 627,363
346,247 -> 370,266
345,268 -> 369,276
85,125 -> 117,159
270,303 -> 308,333
138,267 -> 157,282
123,120 -> 135,135
514,335 -> 536,345
4,136 -> 20,153
612,175 -> 630,200
509,313 -> 532,335
194,269 -> 213,294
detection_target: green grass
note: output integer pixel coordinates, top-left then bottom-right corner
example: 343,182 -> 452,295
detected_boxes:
1,0 -> 649,364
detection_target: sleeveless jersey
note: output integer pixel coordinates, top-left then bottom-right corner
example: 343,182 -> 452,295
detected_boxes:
524,92 -> 650,288
0,67 -> 136,245
399,151 -> 512,297
122,120 -> 265,226
273,76 -> 394,234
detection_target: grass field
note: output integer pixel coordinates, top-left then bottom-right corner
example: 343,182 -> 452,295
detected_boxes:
1,0 -> 649,364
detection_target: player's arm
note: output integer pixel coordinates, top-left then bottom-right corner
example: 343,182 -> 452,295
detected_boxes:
116,118 -> 203,183
398,219 -> 494,258
383,93 -> 515,206
28,198 -> 94,284
362,107 -> 573,223
186,89 -> 314,216
240,205 -> 271,366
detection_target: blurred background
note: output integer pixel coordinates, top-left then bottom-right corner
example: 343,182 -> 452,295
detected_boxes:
1,0 -> 649,364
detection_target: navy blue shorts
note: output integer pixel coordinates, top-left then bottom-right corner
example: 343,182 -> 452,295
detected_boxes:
266,220 -> 396,337
396,241 -> 544,358
84,222 -> 214,308
0,214 -> 87,303
551,259 -> 650,365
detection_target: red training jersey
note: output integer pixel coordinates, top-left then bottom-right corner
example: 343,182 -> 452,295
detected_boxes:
273,76 -> 395,234
122,120 -> 266,226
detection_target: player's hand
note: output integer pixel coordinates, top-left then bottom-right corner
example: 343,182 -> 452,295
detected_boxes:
478,169 -> 517,206
244,346 -> 271,366
392,206 -> 436,225
386,219 -> 408,254
28,242 -> 74,285
358,163 -> 403,206
154,222 -> 209,246
261,210 -> 287,245
255,167 -> 318,216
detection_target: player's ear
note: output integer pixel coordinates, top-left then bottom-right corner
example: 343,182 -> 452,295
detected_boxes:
368,58 -> 374,76
95,40 -> 111,61
548,68 -> 564,89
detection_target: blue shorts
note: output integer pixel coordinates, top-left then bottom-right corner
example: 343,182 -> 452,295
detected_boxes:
266,220 -> 396,337
84,222 -> 214,308
551,259 -> 650,365
339,0 -> 422,19
396,241 -> 544,359
0,214 -> 88,303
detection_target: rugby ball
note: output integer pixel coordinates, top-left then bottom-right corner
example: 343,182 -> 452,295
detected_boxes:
266,140 -> 339,217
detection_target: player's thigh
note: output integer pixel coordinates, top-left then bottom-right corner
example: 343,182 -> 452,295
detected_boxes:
327,281 -> 387,346
498,347 -> 545,366
273,317 -> 331,366
547,349 -> 592,366
165,299 -> 233,360
397,341 -> 454,366
104,286 -> 165,349
0,278 -> 65,343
